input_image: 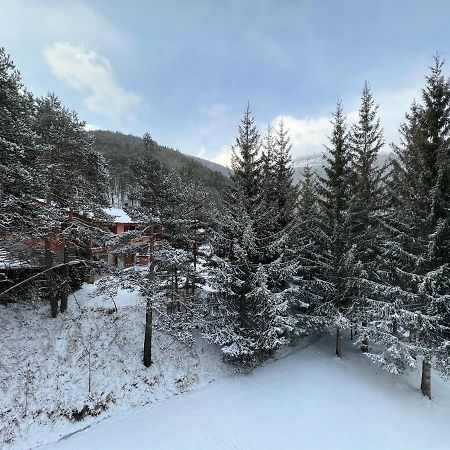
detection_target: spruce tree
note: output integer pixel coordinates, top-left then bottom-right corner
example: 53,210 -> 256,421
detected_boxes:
292,165 -> 329,333
347,82 -> 387,352
204,105 -> 295,364
0,48 -> 42,237
370,56 -> 450,396
316,101 -> 353,357
273,120 -> 297,231
128,132 -> 164,366
34,93 -> 110,316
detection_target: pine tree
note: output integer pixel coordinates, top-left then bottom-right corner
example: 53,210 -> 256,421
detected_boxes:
117,134 -> 208,366
178,175 -> 213,294
204,105 -> 295,364
0,48 -> 42,237
415,56 -> 450,396
316,101 -> 353,357
369,56 -> 450,396
34,93 -> 110,316
292,165 -> 328,332
126,133 -> 164,366
347,82 -> 387,352
230,104 -> 262,221
273,120 -> 297,230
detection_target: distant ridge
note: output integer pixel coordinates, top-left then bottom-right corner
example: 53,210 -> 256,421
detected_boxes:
190,156 -> 230,177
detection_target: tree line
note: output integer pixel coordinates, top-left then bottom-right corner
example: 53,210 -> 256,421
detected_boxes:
202,56 -> 450,399
90,129 -> 229,206
109,57 -> 449,400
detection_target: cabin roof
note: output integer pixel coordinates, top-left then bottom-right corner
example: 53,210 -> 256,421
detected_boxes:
0,247 -> 31,270
103,207 -> 135,224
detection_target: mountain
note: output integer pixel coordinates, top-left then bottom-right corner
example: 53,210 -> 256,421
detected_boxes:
293,151 -> 394,182
191,156 -> 230,177
89,130 -> 229,205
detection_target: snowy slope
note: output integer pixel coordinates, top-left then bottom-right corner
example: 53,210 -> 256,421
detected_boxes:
0,283 -> 229,449
42,335 -> 450,450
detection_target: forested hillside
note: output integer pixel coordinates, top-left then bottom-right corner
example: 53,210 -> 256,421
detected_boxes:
90,130 -> 229,206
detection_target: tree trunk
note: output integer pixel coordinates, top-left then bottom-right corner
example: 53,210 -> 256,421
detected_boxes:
192,229 -> 197,295
143,298 -> 153,367
60,242 -> 69,313
420,360 -> 431,399
392,318 -> 397,334
88,350 -> 92,393
361,320 -> 368,353
335,327 -> 342,357
45,238 -> 58,318
143,223 -> 154,367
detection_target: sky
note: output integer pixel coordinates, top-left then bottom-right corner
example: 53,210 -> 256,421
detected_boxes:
2,0 -> 450,167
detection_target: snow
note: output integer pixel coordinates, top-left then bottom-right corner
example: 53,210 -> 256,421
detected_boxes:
0,282 -> 229,449
104,207 -> 134,224
2,283 -> 450,450
41,336 -> 450,450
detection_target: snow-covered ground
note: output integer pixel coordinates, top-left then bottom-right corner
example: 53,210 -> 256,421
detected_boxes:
0,282 -> 229,449
2,282 -> 450,450
42,334 -> 450,450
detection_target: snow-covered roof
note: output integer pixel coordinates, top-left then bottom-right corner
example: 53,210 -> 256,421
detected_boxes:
0,247 -> 31,270
104,208 -> 134,224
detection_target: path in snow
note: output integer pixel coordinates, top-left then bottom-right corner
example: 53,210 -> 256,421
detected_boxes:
42,336 -> 450,450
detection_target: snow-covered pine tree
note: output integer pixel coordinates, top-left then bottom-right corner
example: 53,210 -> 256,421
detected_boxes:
371,56 -> 450,397
35,95 -> 110,223
114,134 -> 207,366
413,56 -> 450,396
273,120 -> 297,231
178,174 -> 213,294
260,124 -> 277,235
203,105 -> 295,365
126,132 -> 164,366
35,94 -> 75,317
347,82 -> 387,352
0,48 -> 42,239
292,165 -> 329,333
316,101 -> 353,357
260,121 -> 298,284
34,93 -> 111,316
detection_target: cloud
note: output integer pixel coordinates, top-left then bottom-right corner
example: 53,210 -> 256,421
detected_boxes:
2,0 -> 128,53
271,114 -> 333,159
271,82 -> 422,160
44,42 -> 141,119
211,146 -> 233,168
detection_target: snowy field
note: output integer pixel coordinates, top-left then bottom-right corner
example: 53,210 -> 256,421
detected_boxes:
42,335 -> 450,450
2,283 -> 450,450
